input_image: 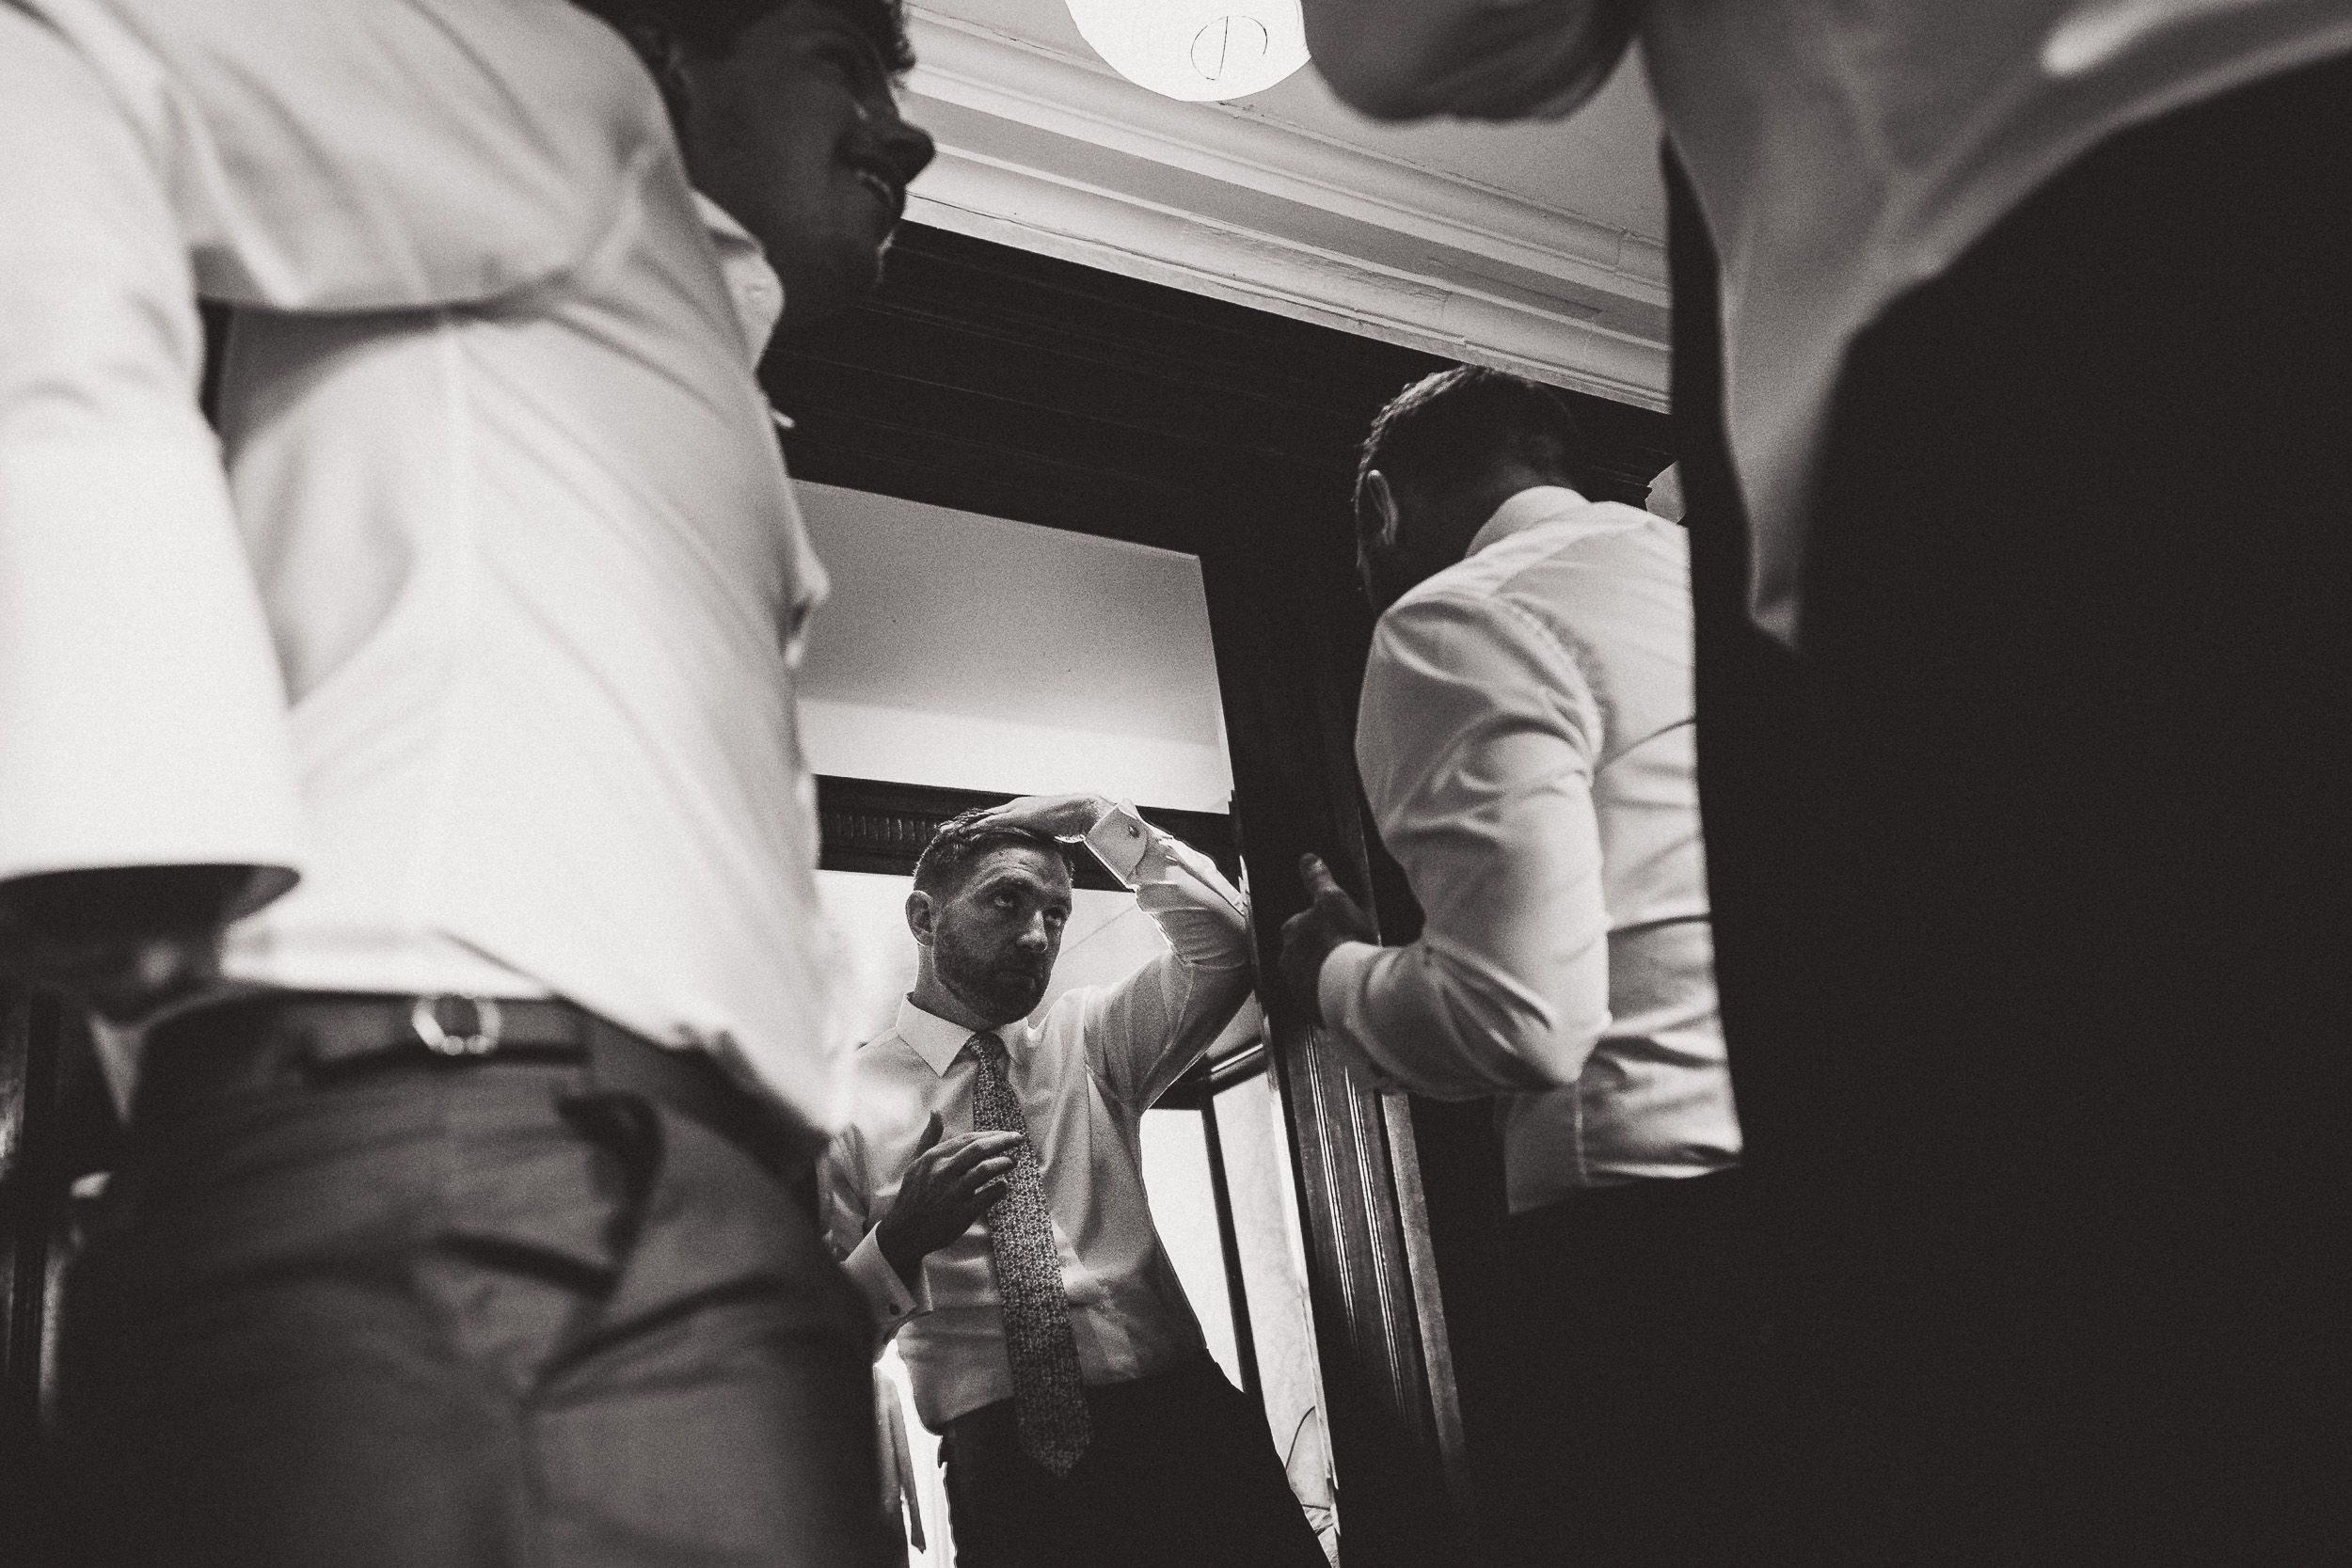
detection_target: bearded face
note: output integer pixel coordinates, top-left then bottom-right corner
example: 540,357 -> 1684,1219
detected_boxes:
922,843 -> 1072,1026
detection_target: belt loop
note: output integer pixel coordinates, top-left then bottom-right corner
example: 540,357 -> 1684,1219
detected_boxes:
411,995 -> 504,1057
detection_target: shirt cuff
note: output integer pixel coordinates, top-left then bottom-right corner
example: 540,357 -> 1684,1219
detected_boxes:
1319,941 -> 1410,1088
843,1226 -> 931,1330
1084,800 -> 1154,886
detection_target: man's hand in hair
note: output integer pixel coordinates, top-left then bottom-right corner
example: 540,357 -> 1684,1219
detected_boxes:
967,794 -> 1114,842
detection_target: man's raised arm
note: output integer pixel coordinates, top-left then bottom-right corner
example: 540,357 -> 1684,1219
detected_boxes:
1301,0 -> 1636,123
969,794 -> 1252,1111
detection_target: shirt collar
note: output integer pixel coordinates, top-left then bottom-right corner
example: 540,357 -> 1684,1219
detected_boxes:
691,189 -> 785,365
895,995 -> 1008,1078
1466,484 -> 1597,558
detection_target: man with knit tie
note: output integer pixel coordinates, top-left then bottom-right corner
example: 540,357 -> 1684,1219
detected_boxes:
820,794 -> 1327,1568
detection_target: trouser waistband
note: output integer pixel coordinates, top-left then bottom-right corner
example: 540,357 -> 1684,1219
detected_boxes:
138,991 -> 816,1180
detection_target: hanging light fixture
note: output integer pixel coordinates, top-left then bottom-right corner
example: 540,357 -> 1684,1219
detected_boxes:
1063,0 -> 1309,103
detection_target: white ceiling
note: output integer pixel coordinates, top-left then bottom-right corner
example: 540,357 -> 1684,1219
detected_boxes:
927,0 -> 1666,242
900,2 -> 1671,408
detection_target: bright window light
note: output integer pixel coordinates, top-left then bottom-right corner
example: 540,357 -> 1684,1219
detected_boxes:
1063,0 -> 1309,102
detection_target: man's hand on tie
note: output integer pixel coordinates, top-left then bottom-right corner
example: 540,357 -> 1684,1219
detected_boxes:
1279,853 -> 1378,1029
876,1112 -> 1025,1292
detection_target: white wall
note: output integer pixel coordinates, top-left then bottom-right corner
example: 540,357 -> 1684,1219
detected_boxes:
807,483 -> 1337,1563
796,481 -> 1234,812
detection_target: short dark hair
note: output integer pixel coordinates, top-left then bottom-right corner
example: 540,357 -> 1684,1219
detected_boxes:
912,808 -> 1074,901
573,0 -> 914,78
1357,367 -> 1593,512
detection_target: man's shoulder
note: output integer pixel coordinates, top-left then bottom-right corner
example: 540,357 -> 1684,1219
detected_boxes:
1368,505 -> 1692,728
1495,502 -> 1683,589
1411,502 -> 1676,608
846,1028 -> 926,1083
34,0 -> 669,310
852,1025 -> 915,1058
834,1029 -> 934,1127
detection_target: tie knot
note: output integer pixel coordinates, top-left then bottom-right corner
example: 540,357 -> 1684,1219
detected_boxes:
964,1031 -> 1007,1066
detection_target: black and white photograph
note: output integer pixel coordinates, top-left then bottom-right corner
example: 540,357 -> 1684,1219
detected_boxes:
4,2 -> 2348,1564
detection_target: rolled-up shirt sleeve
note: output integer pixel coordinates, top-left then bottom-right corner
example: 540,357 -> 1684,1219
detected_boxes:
0,11 -> 303,889
1319,590 -> 1613,1100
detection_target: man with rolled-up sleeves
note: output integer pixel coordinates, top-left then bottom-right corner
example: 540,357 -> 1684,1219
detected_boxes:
1,1 -> 934,1560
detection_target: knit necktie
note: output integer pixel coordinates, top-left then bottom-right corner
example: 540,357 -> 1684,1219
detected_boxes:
963,1030 -> 1092,1477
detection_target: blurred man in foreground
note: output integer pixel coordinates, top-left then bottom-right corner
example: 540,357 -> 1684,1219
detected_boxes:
1302,3 -> 2352,1559
2,0 -> 931,1560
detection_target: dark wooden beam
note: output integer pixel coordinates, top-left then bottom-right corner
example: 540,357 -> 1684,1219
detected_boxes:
0,988 -> 71,1565
814,774 -> 1235,889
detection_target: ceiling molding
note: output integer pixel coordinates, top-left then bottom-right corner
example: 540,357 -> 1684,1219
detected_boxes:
901,9 -> 1670,410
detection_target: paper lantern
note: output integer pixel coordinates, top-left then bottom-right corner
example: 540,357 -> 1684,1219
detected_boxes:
1063,0 -> 1309,102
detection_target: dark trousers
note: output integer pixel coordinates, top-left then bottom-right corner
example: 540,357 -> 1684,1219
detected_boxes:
56,1029 -> 881,1567
1484,1170 -> 1754,1568
1668,51 -> 2352,1565
938,1353 -> 1327,1568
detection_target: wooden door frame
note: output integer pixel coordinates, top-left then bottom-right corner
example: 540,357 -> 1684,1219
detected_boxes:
0,220 -> 1673,1567
770,221 -> 1671,1565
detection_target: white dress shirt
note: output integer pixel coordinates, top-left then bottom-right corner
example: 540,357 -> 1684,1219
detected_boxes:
0,0 -> 846,1130
0,4 -> 303,900
819,805 -> 1254,1433
1320,486 -> 1739,1211
1445,1 -> 2352,646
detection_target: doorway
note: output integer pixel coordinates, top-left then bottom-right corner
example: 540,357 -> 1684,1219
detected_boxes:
792,481 -> 1337,1561
770,219 -> 1674,1568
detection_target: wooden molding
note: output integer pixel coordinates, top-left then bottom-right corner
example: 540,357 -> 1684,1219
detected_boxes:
901,9 -> 1669,411
815,774 -> 1237,892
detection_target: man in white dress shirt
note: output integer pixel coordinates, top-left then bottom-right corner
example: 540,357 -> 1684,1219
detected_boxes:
820,795 -> 1327,1568
1281,369 -> 1743,1568
1303,4 -> 2352,1560
0,1 -> 933,1561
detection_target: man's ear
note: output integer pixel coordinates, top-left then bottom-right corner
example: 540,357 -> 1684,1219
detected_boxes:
1359,469 -> 1402,552
905,888 -> 937,948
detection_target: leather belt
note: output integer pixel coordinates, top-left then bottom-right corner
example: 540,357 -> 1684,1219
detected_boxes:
138,992 -> 813,1180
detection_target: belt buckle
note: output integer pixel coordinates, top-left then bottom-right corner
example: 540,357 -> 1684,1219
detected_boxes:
412,994 -> 504,1058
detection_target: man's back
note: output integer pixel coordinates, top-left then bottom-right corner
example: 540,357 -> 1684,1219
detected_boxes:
1306,470 -> 1751,1568
1348,485 -> 1736,1206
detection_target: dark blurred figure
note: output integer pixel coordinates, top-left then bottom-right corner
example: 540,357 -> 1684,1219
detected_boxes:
1305,4 -> 2352,1562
